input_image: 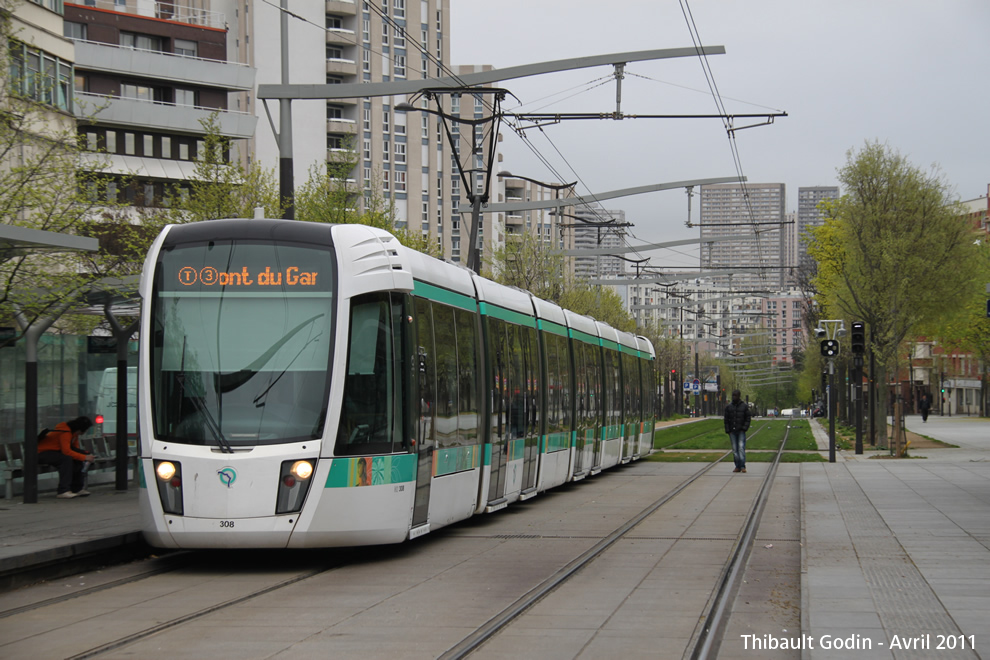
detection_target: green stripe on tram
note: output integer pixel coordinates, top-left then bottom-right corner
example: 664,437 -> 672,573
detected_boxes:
537,319 -> 568,337
569,328 -> 599,345
478,302 -> 536,327
325,454 -> 417,488
413,280 -> 477,312
434,445 -> 482,476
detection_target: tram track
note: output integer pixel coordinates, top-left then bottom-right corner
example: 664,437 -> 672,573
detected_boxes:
444,422 -> 789,659
0,426 -> 791,659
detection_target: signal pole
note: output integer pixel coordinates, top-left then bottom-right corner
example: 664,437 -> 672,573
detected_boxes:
816,320 -> 847,463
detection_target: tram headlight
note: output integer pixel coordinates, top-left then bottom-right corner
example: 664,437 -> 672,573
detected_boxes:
276,459 -> 316,515
153,460 -> 183,516
290,460 -> 313,480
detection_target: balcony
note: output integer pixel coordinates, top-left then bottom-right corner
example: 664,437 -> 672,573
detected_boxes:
326,118 -> 356,134
326,58 -> 357,77
75,0 -> 226,29
326,1 -> 358,16
74,40 -> 255,91
326,29 -> 356,47
75,92 -> 256,139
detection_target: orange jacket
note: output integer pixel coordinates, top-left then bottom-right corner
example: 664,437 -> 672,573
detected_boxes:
37,422 -> 89,461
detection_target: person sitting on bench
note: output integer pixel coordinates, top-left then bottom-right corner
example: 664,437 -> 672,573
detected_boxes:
38,416 -> 95,499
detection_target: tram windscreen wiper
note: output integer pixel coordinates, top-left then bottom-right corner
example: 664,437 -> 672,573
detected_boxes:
177,338 -> 234,453
213,314 -> 325,394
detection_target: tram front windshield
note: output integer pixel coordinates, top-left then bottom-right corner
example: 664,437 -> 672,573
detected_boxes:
151,240 -> 334,447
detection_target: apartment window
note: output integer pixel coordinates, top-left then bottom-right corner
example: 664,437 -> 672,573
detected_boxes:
106,131 -> 117,153
174,39 -> 197,57
85,132 -> 98,151
394,27 -> 405,49
382,23 -> 389,46
383,140 -> 390,162
143,183 -> 155,207
7,42 -> 73,112
121,83 -> 155,102
422,202 -> 429,223
161,136 -> 171,158
421,29 -> 428,49
395,142 -> 406,163
394,55 -> 405,78
364,167 -> 372,189
64,22 -> 87,40
363,139 -> 371,160
396,171 -> 406,192
120,32 -> 163,52
327,135 -> 345,150
143,134 -> 154,156
178,141 -> 190,160
175,88 -> 196,107
363,19 -> 370,42
326,16 -> 343,30
327,105 -> 344,120
327,46 -> 343,60
124,133 -> 135,155
383,109 -> 391,133
363,49 -> 371,72
394,0 -> 405,18
383,170 -> 390,191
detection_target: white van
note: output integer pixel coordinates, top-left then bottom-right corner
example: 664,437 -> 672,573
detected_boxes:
95,367 -> 138,451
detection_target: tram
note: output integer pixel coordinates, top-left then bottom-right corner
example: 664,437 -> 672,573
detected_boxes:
138,219 -> 656,548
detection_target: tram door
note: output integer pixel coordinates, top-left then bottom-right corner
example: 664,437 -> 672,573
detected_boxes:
519,326 -> 540,493
487,320 -> 510,503
412,299 -> 435,528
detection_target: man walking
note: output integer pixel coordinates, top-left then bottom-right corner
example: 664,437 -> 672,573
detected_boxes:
724,390 -> 751,473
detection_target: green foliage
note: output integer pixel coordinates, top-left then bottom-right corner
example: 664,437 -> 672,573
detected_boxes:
485,232 -> 636,332
808,142 -> 980,368
0,36 -> 128,339
162,113 -> 282,224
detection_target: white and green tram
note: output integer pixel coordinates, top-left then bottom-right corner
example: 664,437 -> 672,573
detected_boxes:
138,219 -> 656,549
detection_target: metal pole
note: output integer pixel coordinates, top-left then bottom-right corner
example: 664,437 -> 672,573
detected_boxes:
278,0 -> 294,219
466,196 -> 482,274
828,359 -> 836,463
854,355 -> 863,454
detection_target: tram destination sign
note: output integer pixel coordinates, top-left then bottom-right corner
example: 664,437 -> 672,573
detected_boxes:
159,244 -> 332,293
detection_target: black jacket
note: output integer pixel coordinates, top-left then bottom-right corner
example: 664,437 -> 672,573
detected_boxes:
724,400 -> 751,433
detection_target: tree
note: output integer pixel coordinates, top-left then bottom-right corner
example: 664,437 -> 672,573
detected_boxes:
807,141 -> 981,437
0,20 -> 120,342
162,113 -> 282,224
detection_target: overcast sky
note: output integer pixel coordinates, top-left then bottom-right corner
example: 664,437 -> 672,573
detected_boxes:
450,0 -> 990,271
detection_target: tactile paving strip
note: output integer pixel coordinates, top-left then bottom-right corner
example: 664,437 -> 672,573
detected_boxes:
829,468 -> 976,659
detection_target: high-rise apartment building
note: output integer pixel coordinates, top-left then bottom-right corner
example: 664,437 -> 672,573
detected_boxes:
794,186 -> 839,278
65,0 -> 255,210
698,182 -> 786,292
569,203 -> 626,281
238,1 -> 496,266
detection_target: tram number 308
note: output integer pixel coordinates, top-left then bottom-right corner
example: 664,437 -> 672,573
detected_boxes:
219,520 -> 235,528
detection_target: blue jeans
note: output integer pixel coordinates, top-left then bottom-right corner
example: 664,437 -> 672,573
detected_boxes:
728,431 -> 746,469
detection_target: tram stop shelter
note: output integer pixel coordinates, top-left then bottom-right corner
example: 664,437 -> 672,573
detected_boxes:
1,225 -> 140,503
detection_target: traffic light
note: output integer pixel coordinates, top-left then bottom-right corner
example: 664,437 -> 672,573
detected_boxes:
820,339 -> 840,357
851,322 -> 866,354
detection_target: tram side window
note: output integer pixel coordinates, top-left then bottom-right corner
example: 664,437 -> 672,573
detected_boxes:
603,348 -> 621,428
415,299 -> 436,449
454,308 -> 480,447
336,292 -> 407,455
621,352 -> 641,422
521,325 -> 541,438
544,333 -> 569,438
433,303 -> 458,450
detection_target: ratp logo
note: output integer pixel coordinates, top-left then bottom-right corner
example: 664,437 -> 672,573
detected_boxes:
217,467 -> 237,488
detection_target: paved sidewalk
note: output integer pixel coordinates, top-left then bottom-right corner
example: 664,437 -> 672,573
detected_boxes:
800,415 -> 990,659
